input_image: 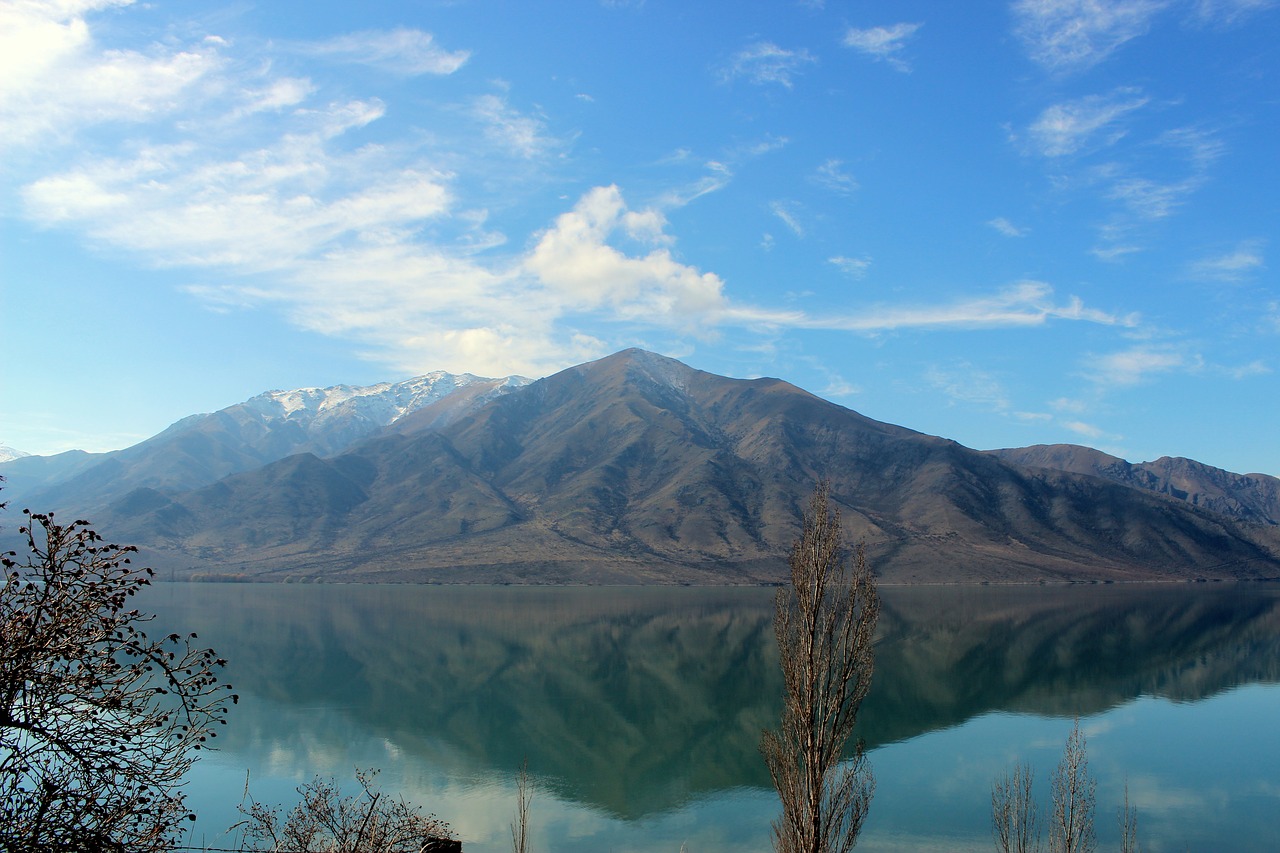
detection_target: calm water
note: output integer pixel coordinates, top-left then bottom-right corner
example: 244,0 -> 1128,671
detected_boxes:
139,582 -> 1280,853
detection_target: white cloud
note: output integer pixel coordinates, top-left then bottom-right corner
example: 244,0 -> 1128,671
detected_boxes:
0,0 -> 220,151
721,41 -> 817,88
524,185 -> 729,326
1084,345 -> 1195,386
1225,360 -> 1271,379
988,217 -> 1028,237
298,28 -> 469,76
811,159 -> 859,195
1106,175 -> 1200,219
925,363 -> 1011,411
1188,241 -> 1265,281
841,22 -> 923,71
1063,420 -> 1107,438
1012,0 -> 1168,72
811,281 -> 1131,332
1027,89 -> 1149,157
769,201 -> 805,237
472,93 -> 558,159
1191,0 -> 1278,27
829,256 -> 871,278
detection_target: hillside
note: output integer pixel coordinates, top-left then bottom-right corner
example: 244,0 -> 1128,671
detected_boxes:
59,349 -> 1280,584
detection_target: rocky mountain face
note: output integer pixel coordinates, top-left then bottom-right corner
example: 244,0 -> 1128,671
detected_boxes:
34,348 -> 1277,584
0,372 -> 528,516
989,445 -> 1280,526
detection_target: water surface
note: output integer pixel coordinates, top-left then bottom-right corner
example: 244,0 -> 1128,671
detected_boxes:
141,582 -> 1280,852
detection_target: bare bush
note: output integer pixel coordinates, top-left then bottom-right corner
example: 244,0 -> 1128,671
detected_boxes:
235,768 -> 455,853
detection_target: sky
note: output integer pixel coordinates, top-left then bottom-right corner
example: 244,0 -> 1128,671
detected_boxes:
1,0 -> 1277,476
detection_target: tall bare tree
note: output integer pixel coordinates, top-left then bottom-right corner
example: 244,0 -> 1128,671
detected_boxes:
761,481 -> 879,853
1,509 -> 236,852
1117,780 -> 1138,853
992,760 -> 1041,853
1049,719 -> 1096,853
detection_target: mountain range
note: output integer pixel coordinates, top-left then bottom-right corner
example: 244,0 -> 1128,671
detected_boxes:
2,348 -> 1277,583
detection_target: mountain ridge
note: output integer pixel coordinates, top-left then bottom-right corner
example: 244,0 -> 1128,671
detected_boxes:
16,348 -> 1268,584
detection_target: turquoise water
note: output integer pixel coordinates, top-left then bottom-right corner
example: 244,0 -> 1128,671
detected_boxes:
140,582 -> 1280,852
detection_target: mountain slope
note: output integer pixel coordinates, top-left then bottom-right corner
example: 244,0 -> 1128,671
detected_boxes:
989,444 -> 1280,526
1,371 -> 528,516
90,349 -> 1280,583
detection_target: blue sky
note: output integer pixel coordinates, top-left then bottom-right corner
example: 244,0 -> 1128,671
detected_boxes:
2,0 -> 1277,476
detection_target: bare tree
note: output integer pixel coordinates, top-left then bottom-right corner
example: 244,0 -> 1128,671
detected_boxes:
761,481 -> 880,853
235,768 -> 456,853
1,510 -> 236,852
510,759 -> 532,853
1117,780 -> 1138,853
992,760 -> 1041,853
1049,719 -> 1096,853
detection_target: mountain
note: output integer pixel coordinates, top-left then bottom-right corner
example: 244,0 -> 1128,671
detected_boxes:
988,445 -> 1280,526
0,372 -> 529,515
71,349 -> 1280,584
0,445 -> 30,464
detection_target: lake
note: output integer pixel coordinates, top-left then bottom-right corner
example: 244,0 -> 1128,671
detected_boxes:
139,582 -> 1280,853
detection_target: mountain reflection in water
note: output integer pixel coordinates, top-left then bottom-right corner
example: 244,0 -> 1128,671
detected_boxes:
143,582 -> 1280,823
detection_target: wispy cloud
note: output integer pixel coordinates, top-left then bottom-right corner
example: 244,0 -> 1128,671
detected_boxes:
793,281 -> 1132,333
1083,344 -> 1198,387
297,28 -> 470,76
829,256 -> 871,278
1191,0 -> 1278,27
1190,242 -> 1263,280
1026,89 -> 1149,157
1012,0 -> 1168,72
988,217 -> 1028,237
472,93 -> 559,159
925,362 -> 1011,411
720,41 -> 818,88
841,22 -> 923,71
770,200 -> 805,237
811,159 -> 859,195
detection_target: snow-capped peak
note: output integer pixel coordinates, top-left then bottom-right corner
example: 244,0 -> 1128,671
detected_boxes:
0,444 -> 32,463
240,371 -> 530,432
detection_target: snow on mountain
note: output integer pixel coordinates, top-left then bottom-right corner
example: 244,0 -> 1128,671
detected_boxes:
0,445 -> 31,464
241,372 -> 531,434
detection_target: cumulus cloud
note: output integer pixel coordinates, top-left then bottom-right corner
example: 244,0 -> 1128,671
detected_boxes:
1012,0 -> 1167,72
841,22 -> 922,71
298,28 -> 469,76
524,185 -> 729,326
721,41 -> 817,88
1027,89 -> 1149,157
